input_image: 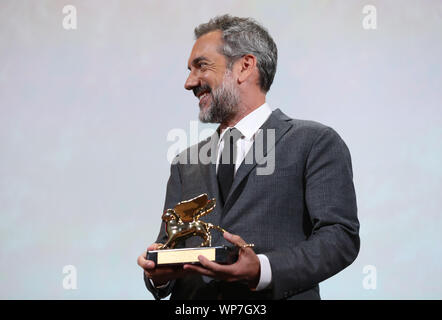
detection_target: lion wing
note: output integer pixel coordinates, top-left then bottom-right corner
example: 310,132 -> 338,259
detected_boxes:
174,193 -> 209,223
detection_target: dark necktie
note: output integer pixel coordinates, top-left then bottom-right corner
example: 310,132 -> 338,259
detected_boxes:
217,128 -> 242,204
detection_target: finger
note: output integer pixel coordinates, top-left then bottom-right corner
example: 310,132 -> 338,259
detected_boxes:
146,265 -> 182,280
223,233 -> 256,254
137,253 -> 156,270
147,243 -> 161,251
198,255 -> 233,274
199,256 -> 243,281
184,262 -> 239,282
137,254 -> 146,267
223,232 -> 247,247
140,243 -> 162,270
183,263 -> 217,278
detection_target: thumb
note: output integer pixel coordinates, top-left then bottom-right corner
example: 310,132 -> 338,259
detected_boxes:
147,243 -> 162,251
223,232 -> 246,247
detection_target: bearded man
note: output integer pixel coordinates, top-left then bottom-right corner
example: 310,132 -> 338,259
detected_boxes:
137,14 -> 360,300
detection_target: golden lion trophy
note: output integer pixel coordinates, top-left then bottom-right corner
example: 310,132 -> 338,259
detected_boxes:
146,193 -> 239,266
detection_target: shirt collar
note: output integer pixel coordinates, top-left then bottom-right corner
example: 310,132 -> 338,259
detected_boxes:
218,102 -> 272,142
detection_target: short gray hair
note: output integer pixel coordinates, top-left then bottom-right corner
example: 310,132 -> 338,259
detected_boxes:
194,14 -> 278,93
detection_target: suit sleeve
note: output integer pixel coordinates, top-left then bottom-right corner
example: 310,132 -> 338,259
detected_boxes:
266,127 -> 360,299
144,159 -> 182,300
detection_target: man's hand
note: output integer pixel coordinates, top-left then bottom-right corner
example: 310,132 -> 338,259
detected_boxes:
137,243 -> 190,287
183,232 -> 261,289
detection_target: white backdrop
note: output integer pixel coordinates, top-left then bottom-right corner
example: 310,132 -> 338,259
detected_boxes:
1,0 -> 441,299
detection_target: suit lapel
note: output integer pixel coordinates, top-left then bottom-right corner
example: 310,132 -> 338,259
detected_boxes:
198,109 -> 293,217
222,109 -> 293,214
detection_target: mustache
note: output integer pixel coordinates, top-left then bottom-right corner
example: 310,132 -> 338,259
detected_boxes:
193,84 -> 212,98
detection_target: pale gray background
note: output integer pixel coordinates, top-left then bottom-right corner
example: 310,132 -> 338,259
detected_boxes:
1,0 -> 441,299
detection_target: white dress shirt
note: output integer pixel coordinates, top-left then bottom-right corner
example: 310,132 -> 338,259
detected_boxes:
216,102 -> 272,291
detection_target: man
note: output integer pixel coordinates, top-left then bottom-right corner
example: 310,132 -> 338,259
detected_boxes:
137,14 -> 360,300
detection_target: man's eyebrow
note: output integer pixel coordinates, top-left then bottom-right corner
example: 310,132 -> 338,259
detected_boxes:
187,56 -> 209,70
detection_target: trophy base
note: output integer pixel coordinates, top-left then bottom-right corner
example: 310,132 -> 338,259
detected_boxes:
146,246 -> 239,266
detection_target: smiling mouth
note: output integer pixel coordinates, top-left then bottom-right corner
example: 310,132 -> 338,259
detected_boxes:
198,91 -> 210,101
198,92 -> 211,109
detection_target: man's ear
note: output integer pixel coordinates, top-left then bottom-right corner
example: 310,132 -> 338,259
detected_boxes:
237,54 -> 258,84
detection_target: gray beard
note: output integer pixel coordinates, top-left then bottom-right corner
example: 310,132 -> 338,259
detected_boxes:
199,72 -> 240,124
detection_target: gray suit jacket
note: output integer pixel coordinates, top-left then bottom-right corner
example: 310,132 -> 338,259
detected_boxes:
145,109 -> 360,300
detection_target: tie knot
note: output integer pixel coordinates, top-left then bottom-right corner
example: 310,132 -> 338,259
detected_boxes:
224,127 -> 242,143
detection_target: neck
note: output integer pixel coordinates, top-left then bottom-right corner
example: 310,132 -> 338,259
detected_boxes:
219,97 -> 266,131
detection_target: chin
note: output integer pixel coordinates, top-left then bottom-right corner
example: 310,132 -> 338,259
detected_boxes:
198,102 -> 211,122
198,111 -> 211,123
199,108 -> 215,123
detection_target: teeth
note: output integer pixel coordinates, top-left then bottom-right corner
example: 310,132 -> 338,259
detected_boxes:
199,93 -> 208,100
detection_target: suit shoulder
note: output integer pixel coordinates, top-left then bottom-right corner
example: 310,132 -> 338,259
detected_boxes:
284,119 -> 351,161
288,118 -> 330,131
278,112 -> 344,146
286,118 -> 338,141
275,109 -> 331,133
281,117 -> 351,162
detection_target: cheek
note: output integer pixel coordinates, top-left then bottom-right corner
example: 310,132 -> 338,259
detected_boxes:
202,69 -> 224,87
200,73 -> 214,85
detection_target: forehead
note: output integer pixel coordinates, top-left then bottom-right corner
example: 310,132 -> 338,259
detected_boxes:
187,30 -> 225,66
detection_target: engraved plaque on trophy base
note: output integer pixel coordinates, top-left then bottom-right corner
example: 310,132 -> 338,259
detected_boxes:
147,245 -> 238,266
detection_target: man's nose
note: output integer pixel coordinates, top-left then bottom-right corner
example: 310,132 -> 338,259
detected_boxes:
184,72 -> 199,91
